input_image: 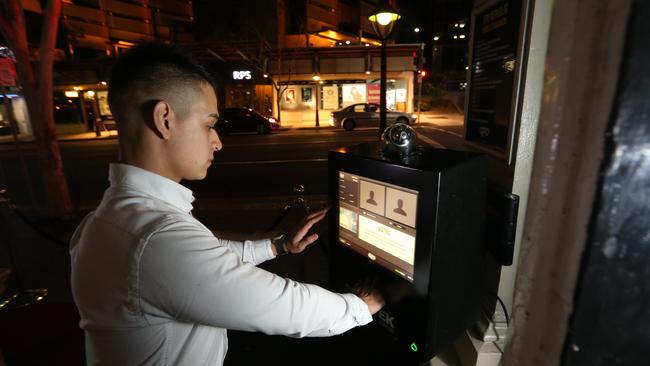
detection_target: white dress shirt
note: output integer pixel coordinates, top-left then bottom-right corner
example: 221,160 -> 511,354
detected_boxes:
70,163 -> 372,365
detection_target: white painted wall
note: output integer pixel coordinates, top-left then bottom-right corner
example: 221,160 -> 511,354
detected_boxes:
497,0 -> 554,320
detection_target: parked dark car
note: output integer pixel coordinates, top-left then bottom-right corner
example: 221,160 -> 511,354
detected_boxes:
329,103 -> 417,131
216,108 -> 278,134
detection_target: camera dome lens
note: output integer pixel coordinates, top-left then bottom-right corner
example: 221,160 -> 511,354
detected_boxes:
381,123 -> 417,157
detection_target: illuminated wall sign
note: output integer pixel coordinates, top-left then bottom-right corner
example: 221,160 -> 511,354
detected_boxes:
232,70 -> 252,80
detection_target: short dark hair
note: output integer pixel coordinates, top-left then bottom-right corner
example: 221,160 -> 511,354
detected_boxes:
108,43 -> 215,129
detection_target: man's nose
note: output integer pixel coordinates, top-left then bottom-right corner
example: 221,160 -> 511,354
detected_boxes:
212,133 -> 223,152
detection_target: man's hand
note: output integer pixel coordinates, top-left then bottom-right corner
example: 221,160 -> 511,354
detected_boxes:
280,207 -> 328,255
352,278 -> 385,315
360,289 -> 385,315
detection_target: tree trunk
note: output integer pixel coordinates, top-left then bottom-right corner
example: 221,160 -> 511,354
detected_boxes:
275,85 -> 290,127
0,0 -> 73,218
29,85 -> 72,218
275,86 -> 282,124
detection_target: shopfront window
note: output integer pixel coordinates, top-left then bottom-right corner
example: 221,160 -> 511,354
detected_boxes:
0,97 -> 11,136
53,89 -> 109,134
96,91 -> 112,117
281,85 -> 315,110
278,79 -> 409,113
226,84 -> 254,109
321,85 -> 339,110
341,84 -> 366,107
54,92 -> 83,124
394,79 -> 408,112
0,94 -> 33,136
366,79 -> 407,111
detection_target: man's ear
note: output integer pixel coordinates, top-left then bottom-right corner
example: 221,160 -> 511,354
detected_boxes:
152,100 -> 174,140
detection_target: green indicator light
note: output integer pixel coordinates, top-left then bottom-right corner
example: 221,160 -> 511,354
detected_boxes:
410,342 -> 418,352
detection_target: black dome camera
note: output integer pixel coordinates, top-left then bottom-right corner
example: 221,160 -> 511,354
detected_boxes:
381,123 -> 420,161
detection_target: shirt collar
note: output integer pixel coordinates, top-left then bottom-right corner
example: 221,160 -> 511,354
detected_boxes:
108,163 -> 195,213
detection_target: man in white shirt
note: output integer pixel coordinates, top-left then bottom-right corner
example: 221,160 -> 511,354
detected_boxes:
70,43 -> 383,365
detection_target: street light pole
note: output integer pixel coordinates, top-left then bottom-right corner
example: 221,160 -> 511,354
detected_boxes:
417,72 -> 423,124
314,82 -> 320,127
369,1 -> 400,139
379,40 -> 387,138
416,42 -> 424,125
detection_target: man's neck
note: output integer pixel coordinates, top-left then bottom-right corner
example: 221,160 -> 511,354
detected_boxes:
120,144 -> 180,183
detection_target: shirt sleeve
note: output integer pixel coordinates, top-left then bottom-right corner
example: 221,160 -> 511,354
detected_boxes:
217,238 -> 275,265
138,218 -> 373,338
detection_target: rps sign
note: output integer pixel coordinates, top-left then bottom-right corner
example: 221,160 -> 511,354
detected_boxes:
232,70 -> 252,80
0,59 -> 17,87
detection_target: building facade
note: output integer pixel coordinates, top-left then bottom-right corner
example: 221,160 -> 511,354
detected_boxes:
189,0 -> 417,127
266,44 -> 419,127
5,0 -> 418,135
2,0 -> 196,137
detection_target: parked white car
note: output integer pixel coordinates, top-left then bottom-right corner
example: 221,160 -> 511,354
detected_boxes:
329,103 -> 417,131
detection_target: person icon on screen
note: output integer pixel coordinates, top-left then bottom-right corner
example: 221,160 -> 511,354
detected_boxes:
393,199 -> 407,216
366,190 -> 377,206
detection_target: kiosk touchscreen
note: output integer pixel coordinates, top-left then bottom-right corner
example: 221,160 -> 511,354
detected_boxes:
329,142 -> 486,363
338,171 -> 418,282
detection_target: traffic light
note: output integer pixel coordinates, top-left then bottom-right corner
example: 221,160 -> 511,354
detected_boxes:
412,50 -> 419,69
413,48 -> 426,72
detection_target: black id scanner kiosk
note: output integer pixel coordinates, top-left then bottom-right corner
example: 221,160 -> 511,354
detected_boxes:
328,126 -> 487,363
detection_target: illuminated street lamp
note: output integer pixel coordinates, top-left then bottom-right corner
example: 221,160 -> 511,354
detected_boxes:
369,1 -> 401,138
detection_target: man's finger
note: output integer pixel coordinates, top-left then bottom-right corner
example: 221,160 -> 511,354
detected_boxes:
297,233 -> 319,251
295,211 -> 327,240
294,220 -> 315,242
306,208 -> 327,224
306,207 -> 328,220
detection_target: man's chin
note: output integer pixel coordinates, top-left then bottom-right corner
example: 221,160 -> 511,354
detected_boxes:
185,171 -> 209,181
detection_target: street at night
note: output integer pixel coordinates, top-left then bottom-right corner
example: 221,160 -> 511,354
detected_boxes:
66,123 -> 462,222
